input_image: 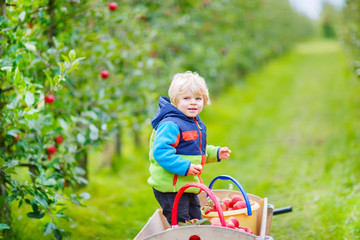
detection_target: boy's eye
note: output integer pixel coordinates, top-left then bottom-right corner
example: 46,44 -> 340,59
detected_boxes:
196,97 -> 202,100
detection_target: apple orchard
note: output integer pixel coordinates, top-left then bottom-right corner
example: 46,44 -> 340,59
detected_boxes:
1,0 -> 359,240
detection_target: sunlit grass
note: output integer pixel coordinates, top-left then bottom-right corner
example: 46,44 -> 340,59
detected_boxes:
11,39 -> 360,239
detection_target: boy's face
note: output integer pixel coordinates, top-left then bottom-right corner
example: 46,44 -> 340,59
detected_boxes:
176,90 -> 204,118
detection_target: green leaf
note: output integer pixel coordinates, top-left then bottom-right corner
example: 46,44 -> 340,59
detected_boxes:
58,62 -> 65,73
53,229 -> 62,240
25,92 -> 35,107
57,179 -> 65,189
76,133 -> 86,144
44,222 -> 57,235
0,224 -> 10,230
6,96 -> 19,109
53,74 -> 60,84
80,192 -> 91,201
14,66 -> 21,84
89,124 -> 99,140
69,50 -> 76,61
195,218 -> 211,225
61,55 -> 70,63
24,42 -> 36,52
18,11 -> 26,21
4,160 -> 19,169
8,194 -> 17,202
44,71 -> 53,87
58,118 -> 68,130
27,211 -> 45,219
42,178 -> 57,187
31,202 -> 39,212
35,195 -> 48,208
55,213 -> 66,218
6,129 -> 20,137
67,61 -> 79,73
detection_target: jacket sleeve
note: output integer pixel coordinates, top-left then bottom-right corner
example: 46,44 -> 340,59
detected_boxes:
205,145 -> 221,163
153,121 -> 191,176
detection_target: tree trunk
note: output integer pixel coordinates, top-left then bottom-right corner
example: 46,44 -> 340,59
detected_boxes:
0,182 -> 14,239
47,0 -> 56,47
0,3 -> 13,238
77,150 -> 88,188
0,0 -> 6,57
133,128 -> 141,148
114,126 -> 122,157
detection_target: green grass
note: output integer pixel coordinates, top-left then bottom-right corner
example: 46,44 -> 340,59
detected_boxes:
11,39 -> 360,239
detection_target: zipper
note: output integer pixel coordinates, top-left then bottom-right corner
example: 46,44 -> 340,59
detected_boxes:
193,118 -> 205,186
172,118 -> 205,191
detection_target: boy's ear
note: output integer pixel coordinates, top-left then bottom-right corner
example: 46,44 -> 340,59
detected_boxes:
170,99 -> 178,107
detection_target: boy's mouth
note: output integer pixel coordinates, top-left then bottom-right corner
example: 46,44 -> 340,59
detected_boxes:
188,108 -> 197,111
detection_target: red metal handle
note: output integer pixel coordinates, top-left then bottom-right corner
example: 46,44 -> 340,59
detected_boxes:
171,182 -> 226,227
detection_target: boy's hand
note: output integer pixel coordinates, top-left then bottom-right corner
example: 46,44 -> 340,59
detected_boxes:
187,164 -> 202,176
219,147 -> 231,160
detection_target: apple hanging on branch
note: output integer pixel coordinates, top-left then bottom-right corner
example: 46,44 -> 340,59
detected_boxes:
47,145 -> 57,155
100,70 -> 109,79
55,135 -> 63,144
108,2 -> 118,11
44,94 -> 55,104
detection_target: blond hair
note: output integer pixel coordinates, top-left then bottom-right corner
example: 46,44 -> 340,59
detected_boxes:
168,71 -> 210,107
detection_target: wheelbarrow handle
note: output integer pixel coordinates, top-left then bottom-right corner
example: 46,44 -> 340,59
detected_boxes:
171,182 -> 226,227
208,175 -> 252,216
273,206 -> 292,215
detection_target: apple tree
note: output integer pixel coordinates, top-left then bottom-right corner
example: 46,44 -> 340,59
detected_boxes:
0,1 -> 111,239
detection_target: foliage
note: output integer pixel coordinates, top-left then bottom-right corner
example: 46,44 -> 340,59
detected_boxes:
320,3 -> 339,38
0,1 -> 108,239
12,40 -> 360,240
341,0 -> 360,77
1,0 -> 318,238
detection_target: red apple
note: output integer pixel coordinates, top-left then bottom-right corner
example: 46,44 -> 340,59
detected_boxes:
222,197 -> 232,209
240,227 -> 253,234
233,201 -> 247,210
189,235 -> 200,240
14,133 -> 21,141
47,145 -> 57,155
229,216 -> 239,228
100,70 -> 109,79
108,2 -> 118,11
210,217 -> 221,226
220,47 -> 228,55
231,194 -> 243,206
44,94 -> 55,104
149,50 -> 158,58
226,220 -> 235,229
27,22 -> 34,28
202,205 -> 212,215
210,205 -> 217,212
55,135 -> 63,144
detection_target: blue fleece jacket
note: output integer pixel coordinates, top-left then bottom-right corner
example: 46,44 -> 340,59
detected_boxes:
148,96 -> 220,193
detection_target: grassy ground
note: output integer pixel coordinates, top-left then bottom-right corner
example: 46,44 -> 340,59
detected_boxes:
11,39 -> 360,239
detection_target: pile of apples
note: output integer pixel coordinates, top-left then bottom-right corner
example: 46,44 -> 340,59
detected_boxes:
202,194 -> 255,214
181,217 -> 253,234
210,217 -> 253,234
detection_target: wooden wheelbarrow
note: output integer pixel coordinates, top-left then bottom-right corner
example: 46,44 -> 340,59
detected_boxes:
135,175 -> 291,240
